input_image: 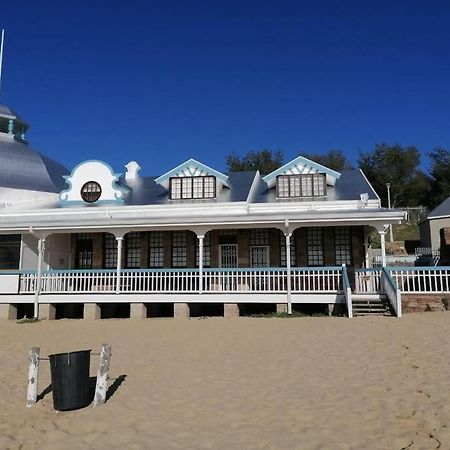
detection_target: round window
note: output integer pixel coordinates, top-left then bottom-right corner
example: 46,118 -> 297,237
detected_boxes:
80,181 -> 102,203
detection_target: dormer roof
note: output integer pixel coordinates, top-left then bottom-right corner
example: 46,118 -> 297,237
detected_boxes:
262,155 -> 341,188
155,158 -> 230,189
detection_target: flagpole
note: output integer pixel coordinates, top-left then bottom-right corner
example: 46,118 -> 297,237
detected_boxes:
0,29 -> 5,97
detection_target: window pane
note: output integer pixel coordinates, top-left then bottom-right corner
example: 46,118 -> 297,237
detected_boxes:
103,233 -> 117,268
290,176 -> 301,197
172,231 -> 187,267
193,177 -> 203,199
204,177 -> 215,198
125,232 -> 141,268
149,231 -> 164,267
181,178 -> 192,199
301,175 -> 313,197
277,176 -> 289,197
171,178 -> 182,199
0,235 -> 21,269
279,231 -> 297,267
313,175 -> 326,196
250,229 -> 270,246
307,228 -> 324,266
335,227 -> 352,266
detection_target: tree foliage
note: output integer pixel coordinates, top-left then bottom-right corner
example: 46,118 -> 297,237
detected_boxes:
226,149 -> 284,174
303,149 -> 352,171
428,147 -> 450,208
357,143 -> 429,208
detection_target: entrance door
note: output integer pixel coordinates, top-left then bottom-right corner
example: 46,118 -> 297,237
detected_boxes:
219,244 -> 238,268
250,245 -> 270,267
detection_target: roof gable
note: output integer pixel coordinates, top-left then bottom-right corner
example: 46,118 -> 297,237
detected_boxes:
262,155 -> 341,188
428,197 -> 450,219
155,158 -> 230,189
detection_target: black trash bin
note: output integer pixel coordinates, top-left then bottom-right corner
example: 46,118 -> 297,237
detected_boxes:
49,350 -> 93,411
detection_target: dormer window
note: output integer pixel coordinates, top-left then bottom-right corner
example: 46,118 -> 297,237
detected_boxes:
277,174 -> 326,198
170,176 -> 216,200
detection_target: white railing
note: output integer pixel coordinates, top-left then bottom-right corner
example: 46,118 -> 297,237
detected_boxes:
342,265 -> 353,318
381,267 -> 402,317
354,269 -> 382,293
291,267 -> 342,293
120,269 -> 199,293
203,268 -> 288,293
14,267 -> 344,295
390,267 -> 450,294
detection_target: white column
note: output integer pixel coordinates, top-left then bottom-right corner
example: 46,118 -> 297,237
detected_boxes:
198,235 -> 204,294
116,237 -> 123,294
34,237 -> 46,319
363,227 -> 370,268
285,233 -> 292,315
379,230 -> 387,267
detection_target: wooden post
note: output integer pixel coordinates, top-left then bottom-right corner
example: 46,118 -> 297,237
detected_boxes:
198,235 -> 204,294
26,347 -> 40,407
285,232 -> 292,315
94,343 -> 112,407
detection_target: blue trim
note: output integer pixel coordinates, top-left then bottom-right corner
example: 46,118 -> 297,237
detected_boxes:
342,266 -> 351,290
382,266 -> 398,290
355,268 -> 382,272
262,155 -> 341,184
387,266 -> 450,271
155,158 -> 230,187
0,270 -> 36,275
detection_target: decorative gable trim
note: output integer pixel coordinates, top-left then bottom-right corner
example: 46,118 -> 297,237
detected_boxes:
155,158 -> 230,189
59,160 -> 129,206
262,155 -> 341,188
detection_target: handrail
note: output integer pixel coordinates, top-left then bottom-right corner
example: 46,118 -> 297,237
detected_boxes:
381,267 -> 402,317
341,264 -> 353,318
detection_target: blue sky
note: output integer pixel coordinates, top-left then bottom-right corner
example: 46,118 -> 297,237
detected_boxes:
1,0 -> 450,175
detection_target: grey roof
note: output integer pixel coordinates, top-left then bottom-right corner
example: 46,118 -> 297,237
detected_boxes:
0,104 -> 27,124
428,197 -> 450,219
118,169 -> 377,206
0,134 -> 68,193
251,169 -> 378,203
123,171 -> 256,205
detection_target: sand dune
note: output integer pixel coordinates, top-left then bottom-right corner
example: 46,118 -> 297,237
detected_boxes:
1,313 -> 450,449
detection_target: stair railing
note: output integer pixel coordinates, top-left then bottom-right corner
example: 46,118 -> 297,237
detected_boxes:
342,264 -> 353,318
381,267 -> 402,317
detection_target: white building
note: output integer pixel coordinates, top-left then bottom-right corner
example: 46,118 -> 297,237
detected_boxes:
0,104 -> 404,320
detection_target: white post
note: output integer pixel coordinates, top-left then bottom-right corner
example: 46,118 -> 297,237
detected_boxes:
285,233 -> 292,315
386,183 -> 394,242
94,343 -> 112,407
26,347 -> 40,407
379,230 -> 387,267
363,227 -> 370,268
116,237 -> 123,294
198,235 -> 204,294
34,237 -> 45,319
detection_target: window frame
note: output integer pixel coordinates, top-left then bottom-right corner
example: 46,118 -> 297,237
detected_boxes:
306,227 -> 324,267
80,181 -> 102,203
276,174 -> 326,199
169,176 -> 216,200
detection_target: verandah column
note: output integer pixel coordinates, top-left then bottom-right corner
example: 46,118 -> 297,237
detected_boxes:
379,229 -> 387,267
34,236 -> 46,319
115,236 -> 123,294
198,235 -> 204,294
285,232 -> 292,315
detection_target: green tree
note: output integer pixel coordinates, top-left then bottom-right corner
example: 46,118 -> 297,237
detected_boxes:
428,147 -> 450,208
226,149 -> 284,174
303,149 -> 352,171
357,143 -> 429,207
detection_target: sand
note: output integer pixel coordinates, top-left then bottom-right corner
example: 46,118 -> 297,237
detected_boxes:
1,313 -> 450,449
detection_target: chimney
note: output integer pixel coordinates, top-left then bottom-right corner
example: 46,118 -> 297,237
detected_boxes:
125,161 -> 141,181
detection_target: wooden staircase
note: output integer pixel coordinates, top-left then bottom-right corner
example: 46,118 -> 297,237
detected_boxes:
352,294 -> 394,317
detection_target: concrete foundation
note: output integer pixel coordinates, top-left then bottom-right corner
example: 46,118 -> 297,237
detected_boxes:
174,302 -> 190,319
130,303 -> 147,319
39,303 -> 56,320
84,303 -> 101,320
224,303 -> 240,318
276,303 -> 288,314
0,304 -> 17,320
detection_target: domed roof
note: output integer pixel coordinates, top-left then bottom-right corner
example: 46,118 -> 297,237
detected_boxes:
0,104 -> 68,193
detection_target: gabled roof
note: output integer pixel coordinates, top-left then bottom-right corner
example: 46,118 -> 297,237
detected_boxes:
428,197 -> 450,219
155,158 -> 230,188
262,155 -> 341,188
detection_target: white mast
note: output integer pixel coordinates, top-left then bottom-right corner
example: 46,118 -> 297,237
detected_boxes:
0,29 -> 5,97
